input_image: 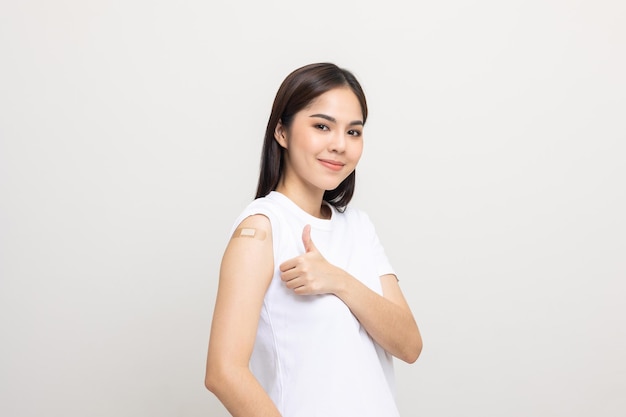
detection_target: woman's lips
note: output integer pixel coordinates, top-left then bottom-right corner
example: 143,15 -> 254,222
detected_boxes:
318,159 -> 345,171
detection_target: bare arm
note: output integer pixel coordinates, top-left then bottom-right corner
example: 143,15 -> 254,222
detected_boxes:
205,215 -> 282,417
279,225 -> 422,363
335,273 -> 422,363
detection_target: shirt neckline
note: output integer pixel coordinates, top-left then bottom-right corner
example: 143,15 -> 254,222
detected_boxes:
267,191 -> 335,230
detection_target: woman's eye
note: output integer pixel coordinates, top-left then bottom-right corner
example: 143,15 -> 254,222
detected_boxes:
348,129 -> 362,137
315,124 -> 329,131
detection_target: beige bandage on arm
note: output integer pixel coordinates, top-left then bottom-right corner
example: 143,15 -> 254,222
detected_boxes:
231,227 -> 267,241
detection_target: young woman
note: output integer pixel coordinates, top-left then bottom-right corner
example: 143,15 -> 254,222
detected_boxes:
205,63 -> 422,417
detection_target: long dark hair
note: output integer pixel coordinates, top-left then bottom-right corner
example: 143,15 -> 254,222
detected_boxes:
255,62 -> 368,211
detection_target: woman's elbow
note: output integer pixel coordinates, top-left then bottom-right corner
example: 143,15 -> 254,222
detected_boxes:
204,360 -> 226,394
402,331 -> 423,364
204,369 -> 218,393
406,340 -> 423,364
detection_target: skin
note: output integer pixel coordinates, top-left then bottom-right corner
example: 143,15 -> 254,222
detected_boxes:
205,87 -> 422,417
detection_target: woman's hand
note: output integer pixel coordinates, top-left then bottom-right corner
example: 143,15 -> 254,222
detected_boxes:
279,224 -> 346,295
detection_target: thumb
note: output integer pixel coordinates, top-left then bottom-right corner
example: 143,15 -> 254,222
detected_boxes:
302,224 -> 316,253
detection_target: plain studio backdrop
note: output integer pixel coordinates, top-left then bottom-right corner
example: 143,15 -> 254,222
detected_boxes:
1,1 -> 624,416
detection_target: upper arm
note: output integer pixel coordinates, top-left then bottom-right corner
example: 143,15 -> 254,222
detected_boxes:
207,214 -> 274,370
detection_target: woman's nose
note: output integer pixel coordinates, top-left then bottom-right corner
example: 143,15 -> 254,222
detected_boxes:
328,131 -> 346,153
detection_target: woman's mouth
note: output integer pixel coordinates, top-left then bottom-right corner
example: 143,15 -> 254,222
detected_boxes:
318,159 -> 345,172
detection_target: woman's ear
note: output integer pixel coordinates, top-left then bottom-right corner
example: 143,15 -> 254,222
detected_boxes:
274,120 -> 288,149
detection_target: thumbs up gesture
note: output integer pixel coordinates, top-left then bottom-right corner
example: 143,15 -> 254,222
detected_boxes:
301,223 -> 316,254
279,225 -> 344,295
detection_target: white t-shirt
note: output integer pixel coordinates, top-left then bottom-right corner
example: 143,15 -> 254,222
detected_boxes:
230,191 -> 399,417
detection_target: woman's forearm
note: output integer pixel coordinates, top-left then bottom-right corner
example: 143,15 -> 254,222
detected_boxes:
334,274 -> 422,363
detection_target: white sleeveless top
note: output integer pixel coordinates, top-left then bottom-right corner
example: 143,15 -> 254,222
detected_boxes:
230,191 -> 399,417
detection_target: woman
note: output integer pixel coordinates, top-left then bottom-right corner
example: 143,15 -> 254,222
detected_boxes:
205,62 -> 422,417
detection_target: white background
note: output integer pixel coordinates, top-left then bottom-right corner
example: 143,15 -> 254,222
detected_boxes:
1,1 -> 624,416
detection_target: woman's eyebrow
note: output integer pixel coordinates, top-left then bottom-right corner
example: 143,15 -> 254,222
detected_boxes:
309,113 -> 364,126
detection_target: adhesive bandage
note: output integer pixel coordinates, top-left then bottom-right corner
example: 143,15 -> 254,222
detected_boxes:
232,227 -> 267,241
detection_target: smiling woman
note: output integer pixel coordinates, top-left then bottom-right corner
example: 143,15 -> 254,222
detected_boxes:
204,63 -> 422,417
273,87 -> 364,199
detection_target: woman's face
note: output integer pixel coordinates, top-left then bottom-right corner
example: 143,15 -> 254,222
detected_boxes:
275,87 -> 364,195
